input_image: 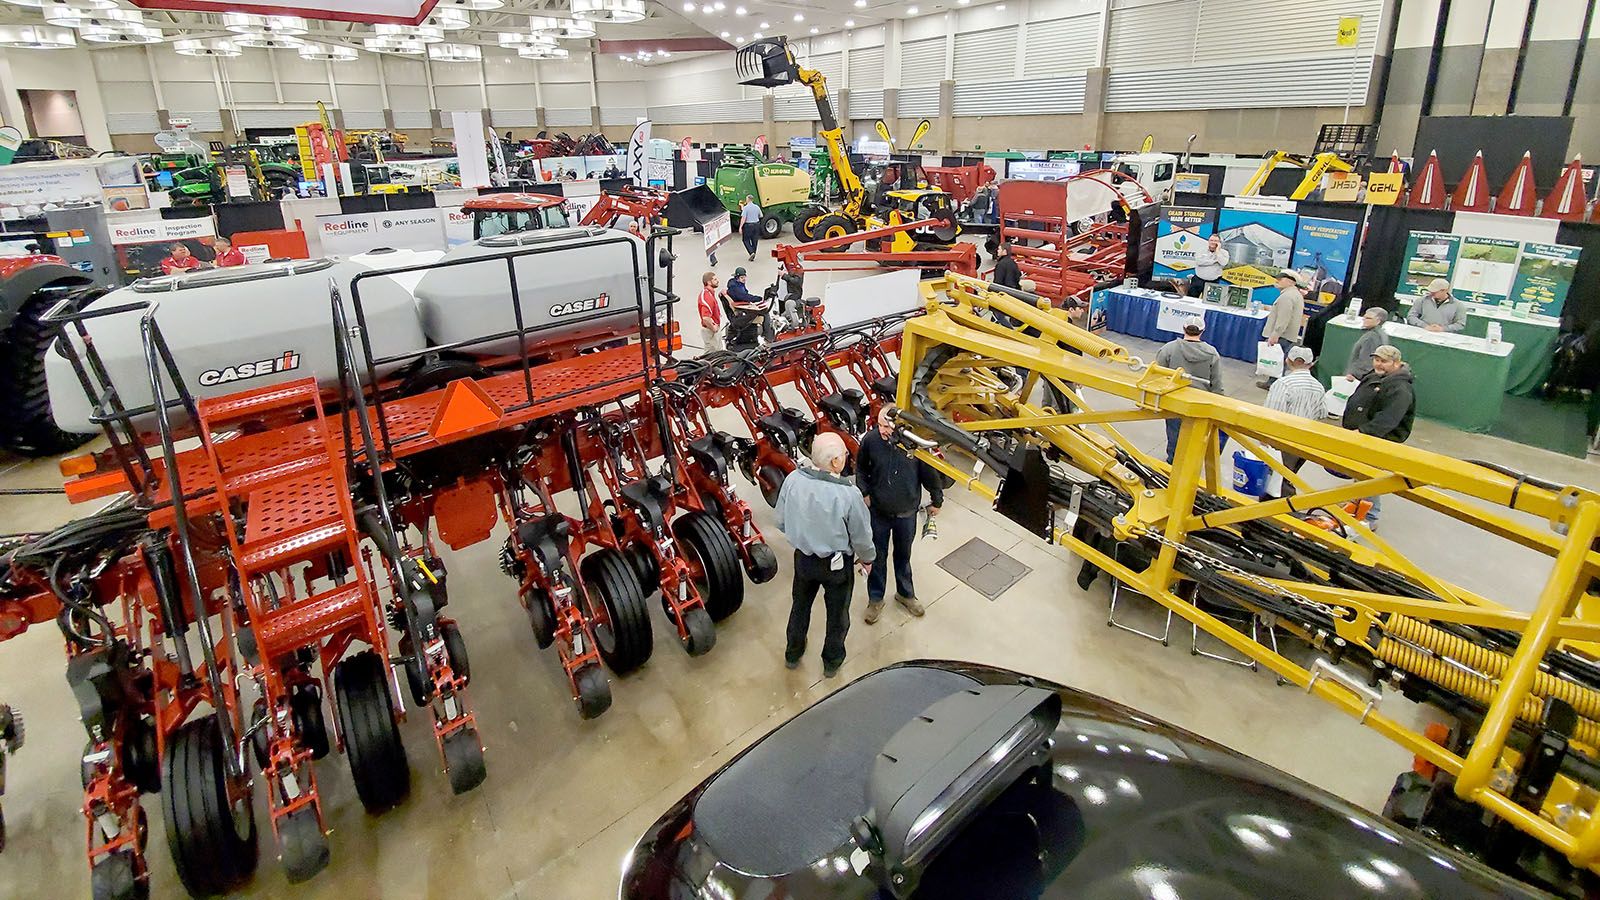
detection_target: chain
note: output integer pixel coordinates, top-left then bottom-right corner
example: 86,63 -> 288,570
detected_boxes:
1126,522 -> 1341,620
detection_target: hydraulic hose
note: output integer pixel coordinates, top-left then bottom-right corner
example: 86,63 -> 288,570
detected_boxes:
1385,615 -> 1600,724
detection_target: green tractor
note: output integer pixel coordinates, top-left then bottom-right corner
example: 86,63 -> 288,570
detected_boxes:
709,144 -> 812,239
147,145 -> 300,206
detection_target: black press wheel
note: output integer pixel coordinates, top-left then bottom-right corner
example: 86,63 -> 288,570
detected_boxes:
440,619 -> 470,684
524,585 -> 555,649
275,807 -> 329,885
681,606 -> 716,657
290,685 -> 330,761
673,511 -> 746,621
756,464 -> 787,508
161,715 -> 259,898
442,728 -> 487,795
747,542 -> 780,584
90,849 -> 147,900
759,213 -> 782,240
573,665 -> 613,720
579,548 -> 653,674
333,651 -> 411,814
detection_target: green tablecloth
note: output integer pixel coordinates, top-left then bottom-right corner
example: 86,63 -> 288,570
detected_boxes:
1397,301 -> 1558,396
1317,319 -> 1512,433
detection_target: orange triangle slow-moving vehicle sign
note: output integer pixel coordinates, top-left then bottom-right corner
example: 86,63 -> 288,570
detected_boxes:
1450,151 -> 1490,212
1495,152 -> 1538,216
1405,151 -> 1446,209
428,378 -> 505,442
1542,157 -> 1588,222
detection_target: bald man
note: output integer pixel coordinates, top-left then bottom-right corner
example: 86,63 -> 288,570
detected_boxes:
773,432 -> 876,678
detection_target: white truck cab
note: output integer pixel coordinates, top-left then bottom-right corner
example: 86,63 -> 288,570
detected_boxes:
1109,152 -> 1179,204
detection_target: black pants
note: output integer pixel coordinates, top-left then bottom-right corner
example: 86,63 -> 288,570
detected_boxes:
741,222 -> 760,256
868,509 -> 916,602
786,550 -> 855,667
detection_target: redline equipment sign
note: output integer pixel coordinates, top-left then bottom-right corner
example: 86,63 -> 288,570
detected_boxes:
316,209 -> 446,256
110,218 -> 216,245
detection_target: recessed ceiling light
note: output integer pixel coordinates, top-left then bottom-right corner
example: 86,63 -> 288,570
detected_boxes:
736,34 -> 745,41
793,12 -> 803,20
958,0 -> 969,4
752,30 -> 762,38
855,0 -> 866,6
996,3 -> 1005,7
660,49 -> 670,56
809,26 -> 818,33
735,5 -> 746,14
907,5 -> 918,13
713,1 -> 725,9
720,29 -> 729,37
759,20 -> 769,28
845,18 -> 854,26
700,3 -> 712,12
682,1 -> 694,9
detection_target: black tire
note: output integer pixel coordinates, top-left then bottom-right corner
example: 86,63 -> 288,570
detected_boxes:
681,606 -> 716,657
442,728 -> 487,795
793,205 -> 828,241
747,541 -> 780,584
758,213 -> 782,240
674,511 -> 745,621
290,686 -> 330,761
275,807 -> 329,885
756,464 -> 787,508
810,214 -> 856,250
579,548 -> 653,674
333,651 -> 410,814
524,586 -> 555,649
161,716 -> 259,897
122,716 -> 162,794
440,619 -> 470,684
0,289 -> 94,457
573,665 -> 612,720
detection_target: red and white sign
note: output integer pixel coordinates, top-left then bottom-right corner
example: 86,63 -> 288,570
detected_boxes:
129,1 -> 439,24
754,135 -> 767,153
680,137 -> 692,155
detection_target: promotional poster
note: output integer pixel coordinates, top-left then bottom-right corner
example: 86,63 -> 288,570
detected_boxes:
1290,217 -> 1358,306
1452,235 -> 1521,306
1153,206 -> 1216,280
1216,208 -> 1298,304
1399,231 -> 1461,297
1508,242 -> 1579,318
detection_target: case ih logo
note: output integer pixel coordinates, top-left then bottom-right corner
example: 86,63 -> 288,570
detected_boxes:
550,292 -> 609,317
199,350 -> 301,387
323,220 -> 371,233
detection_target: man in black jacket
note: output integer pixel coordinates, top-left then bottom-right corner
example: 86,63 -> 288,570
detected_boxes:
720,266 -> 766,352
991,242 -> 1022,290
856,405 -> 944,624
1340,344 -> 1416,527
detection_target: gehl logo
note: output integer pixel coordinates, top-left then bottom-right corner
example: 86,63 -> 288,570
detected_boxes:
199,350 -> 301,387
550,292 -> 609,317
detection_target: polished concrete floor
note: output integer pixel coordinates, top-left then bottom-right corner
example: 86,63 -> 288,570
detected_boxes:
1,233 -> 1595,900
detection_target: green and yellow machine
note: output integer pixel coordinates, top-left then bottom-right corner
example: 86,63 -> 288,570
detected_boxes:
709,144 -> 812,238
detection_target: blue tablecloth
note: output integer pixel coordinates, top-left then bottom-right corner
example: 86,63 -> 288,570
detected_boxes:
1101,289 -> 1268,363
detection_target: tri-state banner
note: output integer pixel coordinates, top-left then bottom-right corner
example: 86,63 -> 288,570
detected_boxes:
1153,206 -> 1216,280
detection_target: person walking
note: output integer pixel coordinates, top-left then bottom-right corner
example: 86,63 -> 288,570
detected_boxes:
1346,307 -> 1389,380
1340,344 -> 1416,528
991,242 -> 1022,290
1186,233 -> 1230,298
720,266 -> 765,352
1263,346 -> 1327,498
697,271 -> 724,353
739,194 -> 762,261
1258,271 -> 1305,386
856,405 -> 943,625
774,432 -> 876,678
1408,278 -> 1467,333
1155,322 -> 1226,463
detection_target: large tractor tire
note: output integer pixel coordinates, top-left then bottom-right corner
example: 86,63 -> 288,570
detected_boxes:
810,214 -> 858,251
161,716 -> 259,897
792,204 -> 829,242
0,275 -> 96,458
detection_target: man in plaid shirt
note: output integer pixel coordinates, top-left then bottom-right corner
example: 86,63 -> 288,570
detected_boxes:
1263,345 -> 1326,499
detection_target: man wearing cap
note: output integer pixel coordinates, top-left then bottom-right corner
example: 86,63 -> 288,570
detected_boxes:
720,266 -> 765,352
1259,271 -> 1306,386
1346,307 -> 1389,380
1155,320 -> 1226,463
1341,344 -> 1416,527
1264,346 -> 1327,498
1408,278 -> 1467,333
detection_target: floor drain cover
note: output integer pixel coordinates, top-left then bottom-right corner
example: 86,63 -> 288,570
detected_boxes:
937,537 -> 1031,600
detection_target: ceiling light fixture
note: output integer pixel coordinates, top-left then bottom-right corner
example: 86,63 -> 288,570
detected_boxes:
42,2 -> 141,30
363,36 -> 426,55
571,0 -> 647,23
659,49 -> 670,56
719,30 -> 729,37
299,41 -> 358,61
529,15 -> 596,38
809,26 -> 818,33
752,31 -> 762,38
844,19 -> 855,26
375,22 -> 445,43
81,23 -> 162,44
759,20 -> 769,28
424,8 -> 471,30
0,24 -> 75,48
682,1 -> 694,9
713,1 -> 725,9
906,5 -> 918,13
519,42 -> 570,59
735,5 -> 746,14
793,12 -> 803,21
855,0 -> 866,7
438,0 -> 505,9
700,3 -> 711,12
174,37 -> 241,57
428,41 -> 481,62
0,0 -> 114,8
222,13 -> 307,36
231,33 -> 303,49
734,34 -> 744,41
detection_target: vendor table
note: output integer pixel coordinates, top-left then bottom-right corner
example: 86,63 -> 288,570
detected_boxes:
1100,287 -> 1269,363
1317,317 -> 1513,433
1397,299 -> 1559,396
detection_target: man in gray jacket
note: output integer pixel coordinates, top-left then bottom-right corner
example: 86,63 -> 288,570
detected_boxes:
1259,271 -> 1306,386
1346,307 -> 1389,380
1408,278 -> 1467,332
1156,321 -> 1227,462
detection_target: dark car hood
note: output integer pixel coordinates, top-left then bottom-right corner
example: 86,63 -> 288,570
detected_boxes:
620,660 -> 1544,900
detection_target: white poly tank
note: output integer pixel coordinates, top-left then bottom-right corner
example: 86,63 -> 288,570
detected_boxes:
47,258 -> 427,434
412,226 -> 656,357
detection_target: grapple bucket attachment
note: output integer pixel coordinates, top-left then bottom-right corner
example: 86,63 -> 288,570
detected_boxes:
735,37 -> 797,88
663,185 -> 729,231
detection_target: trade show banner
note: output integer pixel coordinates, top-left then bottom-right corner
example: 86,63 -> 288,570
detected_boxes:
1452,235 -> 1521,306
1085,289 -> 1110,333
1155,298 -> 1207,334
1216,208 -> 1298,304
1399,231 -> 1460,297
1322,172 -> 1362,202
317,210 -> 445,256
441,205 -> 474,247
1508,242 -> 1580,318
0,162 -> 103,214
1005,159 -> 1080,182
704,214 -> 733,255
110,218 -> 219,284
1290,217 -> 1358,305
1153,206 -> 1216,280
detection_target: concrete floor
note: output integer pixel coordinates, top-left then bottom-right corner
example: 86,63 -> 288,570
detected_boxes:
1,232 -> 1596,900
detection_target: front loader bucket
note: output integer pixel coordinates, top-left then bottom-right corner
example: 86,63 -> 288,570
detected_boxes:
664,184 -> 729,231
735,37 -> 796,88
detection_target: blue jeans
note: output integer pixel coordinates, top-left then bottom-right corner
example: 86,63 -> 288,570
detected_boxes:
868,509 -> 917,602
1165,419 -> 1229,464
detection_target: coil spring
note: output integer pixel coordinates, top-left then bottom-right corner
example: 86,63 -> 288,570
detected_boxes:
1386,615 -> 1600,723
